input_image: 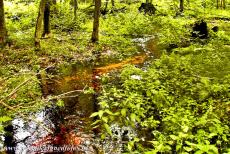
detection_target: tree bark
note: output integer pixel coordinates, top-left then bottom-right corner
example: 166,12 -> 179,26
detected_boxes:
73,0 -> 78,20
223,0 -> 226,9
104,0 -> 109,13
43,1 -> 51,37
91,0 -> 101,43
0,0 -> 7,48
35,0 -> 47,48
111,0 -> 115,7
221,0 -> 226,9
179,0 -> 184,12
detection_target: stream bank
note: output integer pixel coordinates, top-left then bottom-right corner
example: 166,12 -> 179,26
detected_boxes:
2,37 -> 160,154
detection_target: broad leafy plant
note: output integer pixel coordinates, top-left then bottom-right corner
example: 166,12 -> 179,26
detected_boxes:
92,53 -> 230,153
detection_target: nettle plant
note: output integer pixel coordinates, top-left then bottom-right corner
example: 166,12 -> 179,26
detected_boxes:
91,54 -> 230,153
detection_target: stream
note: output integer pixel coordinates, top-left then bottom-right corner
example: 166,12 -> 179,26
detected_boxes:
1,36 -> 160,154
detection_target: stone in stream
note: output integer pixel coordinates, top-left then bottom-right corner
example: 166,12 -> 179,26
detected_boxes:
3,124 -> 16,154
191,20 -> 209,39
212,26 -> 219,32
138,3 -> 156,15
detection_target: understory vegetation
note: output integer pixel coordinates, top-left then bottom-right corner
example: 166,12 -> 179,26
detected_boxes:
0,0 -> 230,153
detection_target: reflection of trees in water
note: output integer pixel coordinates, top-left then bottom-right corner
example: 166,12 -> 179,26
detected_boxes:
4,124 -> 16,154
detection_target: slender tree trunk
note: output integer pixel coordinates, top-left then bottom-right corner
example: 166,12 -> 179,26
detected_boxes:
104,0 -> 109,12
223,0 -> 226,9
73,0 -> 78,20
43,1 -> 51,37
35,0 -> 47,48
111,0 -> 115,7
0,0 -> 7,48
179,0 -> 184,12
220,0 -> 226,9
217,0 -> 219,9
91,0 -> 101,43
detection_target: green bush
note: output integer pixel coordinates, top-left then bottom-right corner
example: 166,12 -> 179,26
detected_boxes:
92,53 -> 230,153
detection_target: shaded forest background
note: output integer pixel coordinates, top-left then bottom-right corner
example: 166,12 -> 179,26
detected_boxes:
0,0 -> 230,153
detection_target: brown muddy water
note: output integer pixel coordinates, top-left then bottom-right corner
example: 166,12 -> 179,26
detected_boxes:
1,37 -> 160,154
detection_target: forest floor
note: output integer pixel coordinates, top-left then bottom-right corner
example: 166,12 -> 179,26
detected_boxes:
1,1 -> 230,153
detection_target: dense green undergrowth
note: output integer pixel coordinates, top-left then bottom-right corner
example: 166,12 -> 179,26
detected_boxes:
0,0 -> 230,152
93,49 -> 230,153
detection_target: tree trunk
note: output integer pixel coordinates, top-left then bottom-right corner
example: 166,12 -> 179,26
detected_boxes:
104,0 -> 108,13
220,0 -> 226,9
35,0 -> 47,48
73,0 -> 78,20
91,0 -> 101,43
0,0 -> 7,48
223,0 -> 226,9
111,0 -> 115,7
217,0 -> 219,9
43,1 -> 51,37
179,0 -> 184,12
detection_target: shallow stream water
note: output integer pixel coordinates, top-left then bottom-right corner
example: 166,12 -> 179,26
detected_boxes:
2,37 -> 160,154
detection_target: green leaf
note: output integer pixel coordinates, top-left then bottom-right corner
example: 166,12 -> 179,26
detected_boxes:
128,141 -> 134,151
90,112 -> 99,118
185,141 -> 196,146
130,113 -> 136,122
56,99 -> 64,107
208,133 -> 217,138
0,116 -> 12,123
184,146 -> 193,152
104,123 -> 112,136
199,90 -> 209,99
0,125 -> 4,133
176,144 -> 182,151
83,87 -> 95,94
194,150 -> 204,154
170,135 -> 178,140
144,151 -> 157,154
121,108 -> 127,117
113,112 -> 120,116
182,125 -> 189,133
98,110 -> 104,118
101,134 -> 106,140
200,77 -> 209,86
91,119 -> 101,126
104,109 -> 114,115
102,116 -> 108,123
